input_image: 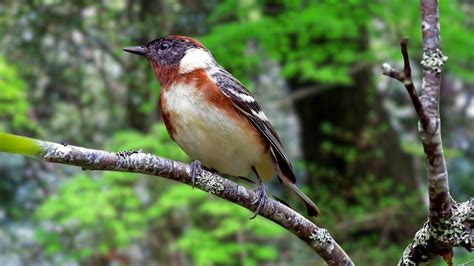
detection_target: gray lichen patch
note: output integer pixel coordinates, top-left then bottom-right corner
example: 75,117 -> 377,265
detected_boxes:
399,222 -> 432,265
400,246 -> 417,266
195,171 -> 225,194
412,222 -> 431,247
426,200 -> 472,246
41,142 -> 73,162
448,200 -> 473,247
401,199 -> 474,264
310,228 -> 333,249
419,201 -> 472,246
420,48 -> 448,73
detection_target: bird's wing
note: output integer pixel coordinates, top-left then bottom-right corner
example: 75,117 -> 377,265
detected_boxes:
211,69 -> 321,216
210,69 -> 296,183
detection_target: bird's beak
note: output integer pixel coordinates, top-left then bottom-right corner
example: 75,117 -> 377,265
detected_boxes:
123,46 -> 147,56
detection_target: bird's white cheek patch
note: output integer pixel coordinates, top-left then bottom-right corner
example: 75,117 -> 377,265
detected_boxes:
179,48 -> 214,74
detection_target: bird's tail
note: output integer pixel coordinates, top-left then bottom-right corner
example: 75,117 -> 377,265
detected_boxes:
281,177 -> 321,217
270,149 -> 320,217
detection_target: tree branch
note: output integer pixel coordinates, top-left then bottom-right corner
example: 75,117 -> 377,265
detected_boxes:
381,38 -> 428,128
0,133 -> 353,265
381,0 -> 473,264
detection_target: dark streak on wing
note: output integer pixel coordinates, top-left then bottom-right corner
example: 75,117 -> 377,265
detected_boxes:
211,69 -> 296,184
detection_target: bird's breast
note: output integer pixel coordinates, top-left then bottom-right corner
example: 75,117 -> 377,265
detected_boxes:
159,75 -> 272,178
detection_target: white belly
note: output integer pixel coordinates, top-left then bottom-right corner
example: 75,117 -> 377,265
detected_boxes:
162,83 -> 267,177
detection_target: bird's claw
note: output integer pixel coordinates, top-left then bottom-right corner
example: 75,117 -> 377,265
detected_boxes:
250,183 -> 267,219
190,160 -> 203,189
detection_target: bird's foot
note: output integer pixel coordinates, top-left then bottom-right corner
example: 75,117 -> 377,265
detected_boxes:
190,160 -> 203,189
250,183 -> 267,219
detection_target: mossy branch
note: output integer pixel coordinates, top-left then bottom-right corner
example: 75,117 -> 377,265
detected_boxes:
0,132 -> 353,266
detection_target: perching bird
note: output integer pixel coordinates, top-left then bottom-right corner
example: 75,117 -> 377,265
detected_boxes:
123,35 -> 320,217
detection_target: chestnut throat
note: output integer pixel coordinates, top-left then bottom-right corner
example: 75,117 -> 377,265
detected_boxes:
150,61 -> 180,88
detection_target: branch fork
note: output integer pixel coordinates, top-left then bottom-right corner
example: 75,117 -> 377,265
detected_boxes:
381,1 -> 473,262
382,37 -> 429,131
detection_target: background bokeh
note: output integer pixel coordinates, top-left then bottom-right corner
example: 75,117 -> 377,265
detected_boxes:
0,0 -> 473,265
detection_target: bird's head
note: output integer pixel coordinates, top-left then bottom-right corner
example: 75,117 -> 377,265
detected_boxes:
123,35 -> 215,85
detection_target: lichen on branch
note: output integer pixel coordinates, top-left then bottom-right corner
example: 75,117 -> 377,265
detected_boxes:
0,132 -> 354,266
381,0 -> 473,264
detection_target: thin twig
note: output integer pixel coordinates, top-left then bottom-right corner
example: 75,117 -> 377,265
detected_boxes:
381,38 -> 428,128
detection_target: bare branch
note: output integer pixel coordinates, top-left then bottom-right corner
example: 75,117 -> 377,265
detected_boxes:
382,38 -> 428,128
382,0 -> 472,265
26,139 -> 353,265
418,1 -> 451,228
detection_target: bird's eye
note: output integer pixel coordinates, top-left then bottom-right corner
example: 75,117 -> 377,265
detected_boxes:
159,42 -> 170,50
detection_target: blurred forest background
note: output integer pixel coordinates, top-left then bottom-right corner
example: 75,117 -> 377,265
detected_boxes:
0,0 -> 473,265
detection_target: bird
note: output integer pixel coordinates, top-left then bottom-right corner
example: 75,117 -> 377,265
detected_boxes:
123,35 -> 320,217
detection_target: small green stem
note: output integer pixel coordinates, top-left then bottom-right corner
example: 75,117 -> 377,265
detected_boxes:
0,132 -> 42,156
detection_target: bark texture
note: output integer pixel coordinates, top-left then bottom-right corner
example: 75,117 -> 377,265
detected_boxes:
33,140 -> 354,266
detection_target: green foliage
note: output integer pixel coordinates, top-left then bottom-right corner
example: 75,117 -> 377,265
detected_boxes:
152,186 -> 284,266
310,167 -> 422,263
202,1 -> 372,86
35,172 -> 147,259
0,57 -> 36,132
35,123 -> 185,259
306,117 -> 427,264
110,123 -> 188,160
372,0 -> 473,82
203,0 -> 473,88
1,0 -> 471,264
